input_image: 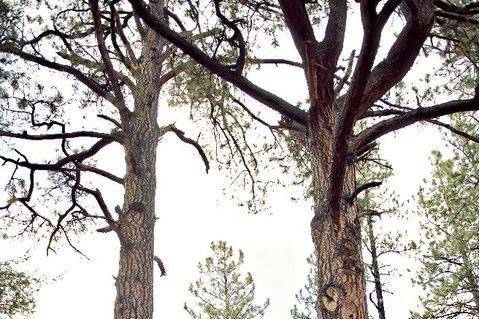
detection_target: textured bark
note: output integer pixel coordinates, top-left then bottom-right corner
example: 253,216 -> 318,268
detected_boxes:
366,216 -> 386,319
113,2 -> 164,318
114,84 -> 161,319
309,128 -> 368,319
114,113 -> 158,319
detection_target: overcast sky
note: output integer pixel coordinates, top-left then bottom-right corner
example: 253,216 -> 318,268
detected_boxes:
0,4 -> 455,319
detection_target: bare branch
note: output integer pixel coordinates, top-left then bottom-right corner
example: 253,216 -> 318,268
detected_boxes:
162,124 -> 210,173
154,256 -> 166,277
0,45 -> 114,102
77,186 -> 116,225
353,97 -> 479,152
428,119 -> 479,143
347,181 -> 383,203
89,0 -> 130,119
77,163 -> 124,184
0,138 -> 114,171
97,114 -> 122,128
248,58 -> 303,68
0,130 -> 120,142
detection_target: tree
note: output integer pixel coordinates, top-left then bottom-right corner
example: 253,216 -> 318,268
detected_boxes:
290,147 -> 399,319
291,254 -> 319,319
184,241 -> 269,319
129,1 -> 479,317
412,114 -> 479,319
360,189 -> 413,319
0,260 -> 39,318
291,165 -> 412,319
0,1 -> 229,318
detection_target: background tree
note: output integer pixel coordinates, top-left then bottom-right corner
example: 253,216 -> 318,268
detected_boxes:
0,258 -> 39,318
412,114 -> 479,319
360,189 -> 414,319
129,1 -> 479,318
355,145 -> 411,319
291,254 -> 319,319
184,241 -> 269,319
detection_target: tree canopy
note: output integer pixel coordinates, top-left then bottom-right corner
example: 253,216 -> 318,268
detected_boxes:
413,115 -> 479,319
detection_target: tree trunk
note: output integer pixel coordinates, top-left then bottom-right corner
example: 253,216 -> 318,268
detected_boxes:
112,1 -> 164,318
309,131 -> 368,319
113,115 -> 158,319
366,215 -> 386,319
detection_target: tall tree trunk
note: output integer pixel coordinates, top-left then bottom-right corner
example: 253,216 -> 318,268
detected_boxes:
309,130 -> 368,319
113,1 -> 164,318
366,215 -> 386,319
114,115 -> 159,319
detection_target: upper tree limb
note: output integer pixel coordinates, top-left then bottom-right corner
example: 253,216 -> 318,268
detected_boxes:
127,0 -> 308,125
352,92 -> 479,152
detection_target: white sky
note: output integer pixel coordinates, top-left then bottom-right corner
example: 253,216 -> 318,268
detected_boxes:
0,4 -> 458,319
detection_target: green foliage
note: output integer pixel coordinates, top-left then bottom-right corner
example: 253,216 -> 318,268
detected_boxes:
290,255 -> 318,319
412,114 -> 479,319
0,0 -> 20,43
165,0 -> 334,209
421,1 -> 479,101
184,241 -> 269,319
0,261 -> 39,318
168,59 -> 285,212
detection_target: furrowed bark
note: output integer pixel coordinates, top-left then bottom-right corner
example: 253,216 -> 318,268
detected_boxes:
309,127 -> 368,319
114,95 -> 161,319
126,2 -> 478,319
114,120 -> 157,319
113,1 -> 164,318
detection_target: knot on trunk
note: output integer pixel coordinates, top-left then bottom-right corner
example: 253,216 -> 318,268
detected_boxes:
320,285 -> 341,312
129,201 -> 145,212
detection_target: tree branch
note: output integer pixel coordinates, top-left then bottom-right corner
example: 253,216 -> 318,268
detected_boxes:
0,138 -> 114,171
0,130 -> 121,142
278,0 -> 316,63
361,1 -> 435,110
77,163 -> 124,184
162,124 -> 210,173
248,58 -> 303,68
127,0 -> 308,125
0,45 -> 114,103
89,0 -> 130,119
347,181 -> 383,203
353,97 -> 479,152
154,256 -> 166,276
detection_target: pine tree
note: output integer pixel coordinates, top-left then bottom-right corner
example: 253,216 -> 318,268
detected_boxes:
291,255 -> 319,319
412,115 -> 479,319
0,1 -> 261,317
0,261 -> 39,318
184,241 -> 269,319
